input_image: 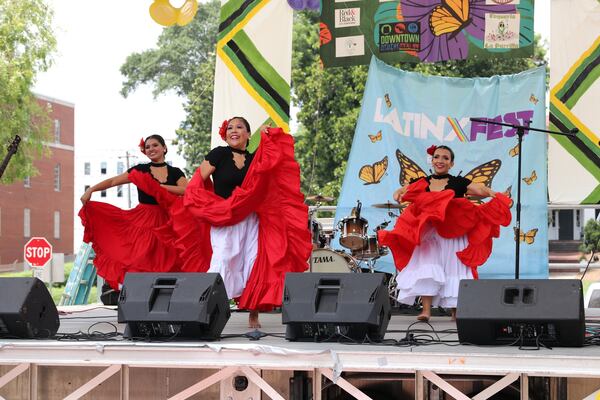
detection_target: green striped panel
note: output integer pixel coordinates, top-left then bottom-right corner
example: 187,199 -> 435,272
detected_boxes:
221,44 -> 290,124
233,30 -> 290,104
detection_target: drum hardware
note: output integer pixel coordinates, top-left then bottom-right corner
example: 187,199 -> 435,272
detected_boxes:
338,200 -> 369,250
371,202 -> 403,209
306,194 -> 335,203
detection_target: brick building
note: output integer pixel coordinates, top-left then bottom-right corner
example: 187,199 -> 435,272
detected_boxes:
0,95 -> 74,266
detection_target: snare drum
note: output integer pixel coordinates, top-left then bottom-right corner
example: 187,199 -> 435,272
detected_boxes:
352,235 -> 389,260
310,248 -> 357,273
338,216 -> 368,250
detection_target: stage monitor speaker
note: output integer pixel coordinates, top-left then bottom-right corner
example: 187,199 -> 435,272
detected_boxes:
282,272 -> 391,342
456,279 -> 585,347
0,277 -> 59,338
118,273 -> 230,341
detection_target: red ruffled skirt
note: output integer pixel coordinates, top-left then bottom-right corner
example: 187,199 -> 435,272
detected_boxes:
378,178 -> 512,278
127,128 -> 312,312
79,201 -> 181,289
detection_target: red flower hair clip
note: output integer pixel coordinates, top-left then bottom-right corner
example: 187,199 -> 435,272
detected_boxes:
426,145 -> 437,156
139,138 -> 146,154
219,119 -> 229,140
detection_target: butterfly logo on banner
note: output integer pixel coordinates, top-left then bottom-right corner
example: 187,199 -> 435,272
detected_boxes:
396,0 -> 532,62
515,228 -> 538,244
359,156 -> 388,185
395,150 -> 501,205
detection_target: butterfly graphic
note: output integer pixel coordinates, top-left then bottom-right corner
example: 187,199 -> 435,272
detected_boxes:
429,0 -> 471,39
397,0 -> 523,63
396,150 -> 502,186
515,228 -> 538,245
319,22 -> 332,45
508,143 -> 520,157
359,156 -> 388,185
368,131 -> 382,143
529,94 -> 539,105
503,185 -> 514,208
384,94 -> 392,108
522,170 -> 537,185
395,150 -> 501,203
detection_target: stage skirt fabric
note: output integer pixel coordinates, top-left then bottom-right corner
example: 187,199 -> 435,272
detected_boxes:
78,201 -> 181,290
378,178 -> 512,278
127,127 -> 313,312
209,213 -> 259,299
394,224 -> 473,308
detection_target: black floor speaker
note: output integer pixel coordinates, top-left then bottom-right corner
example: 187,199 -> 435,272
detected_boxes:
282,273 -> 391,342
456,279 -> 585,347
118,273 -> 230,340
0,277 -> 59,338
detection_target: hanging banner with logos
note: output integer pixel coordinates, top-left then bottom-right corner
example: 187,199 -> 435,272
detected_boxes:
334,57 -> 548,279
549,0 -> 600,205
319,0 -> 535,68
211,0 -> 293,150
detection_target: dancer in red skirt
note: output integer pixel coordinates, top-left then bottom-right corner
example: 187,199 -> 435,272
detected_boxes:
119,120 -> 311,328
378,145 -> 512,322
79,135 -> 187,291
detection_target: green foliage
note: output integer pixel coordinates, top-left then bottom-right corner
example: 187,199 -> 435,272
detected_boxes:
0,0 -> 56,183
581,219 -> 600,253
120,0 -> 220,173
291,10 -> 548,199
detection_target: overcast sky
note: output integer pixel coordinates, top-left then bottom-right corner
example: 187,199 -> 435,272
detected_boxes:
34,0 -> 550,160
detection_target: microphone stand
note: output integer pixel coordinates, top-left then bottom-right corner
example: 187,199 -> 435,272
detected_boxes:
470,118 -> 577,279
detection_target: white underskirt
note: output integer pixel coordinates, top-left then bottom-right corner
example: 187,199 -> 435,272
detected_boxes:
395,223 -> 473,308
208,213 -> 259,299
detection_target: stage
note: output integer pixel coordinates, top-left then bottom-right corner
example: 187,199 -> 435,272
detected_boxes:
2,306 -> 600,399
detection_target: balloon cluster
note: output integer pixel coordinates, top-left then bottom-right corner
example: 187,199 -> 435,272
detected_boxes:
149,0 -> 198,27
287,0 -> 321,11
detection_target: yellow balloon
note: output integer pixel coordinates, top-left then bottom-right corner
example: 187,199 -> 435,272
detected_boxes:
149,0 -> 178,27
177,0 -> 199,26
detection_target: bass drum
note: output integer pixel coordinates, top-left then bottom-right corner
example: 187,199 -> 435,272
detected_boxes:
310,248 -> 357,273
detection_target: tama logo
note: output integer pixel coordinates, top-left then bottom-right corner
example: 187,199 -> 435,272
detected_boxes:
313,255 -> 334,263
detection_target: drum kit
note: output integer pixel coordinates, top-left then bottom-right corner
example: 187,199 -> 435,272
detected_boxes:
308,197 -> 404,274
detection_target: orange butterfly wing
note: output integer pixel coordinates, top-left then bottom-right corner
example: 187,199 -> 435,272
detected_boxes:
358,156 -> 388,185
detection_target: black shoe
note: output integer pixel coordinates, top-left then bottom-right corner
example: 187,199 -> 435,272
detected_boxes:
100,282 -> 120,306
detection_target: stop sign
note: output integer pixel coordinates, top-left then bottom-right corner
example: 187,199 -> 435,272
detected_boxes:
24,237 -> 53,268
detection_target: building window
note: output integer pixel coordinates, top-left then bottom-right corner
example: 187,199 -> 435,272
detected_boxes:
54,211 -> 60,239
24,208 -> 31,238
84,185 -> 90,192
24,176 -> 31,188
54,164 -> 61,191
117,161 -> 124,174
101,190 -> 107,198
576,210 -> 581,227
84,162 -> 91,175
100,161 -> 107,175
54,119 -> 61,143
117,186 -> 123,197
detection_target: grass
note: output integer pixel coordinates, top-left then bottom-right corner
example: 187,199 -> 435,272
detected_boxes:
0,262 -> 99,305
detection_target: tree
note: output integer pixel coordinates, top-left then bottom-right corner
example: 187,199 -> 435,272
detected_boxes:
120,0 -> 220,173
581,219 -> 600,255
0,0 -> 56,183
291,11 -> 548,199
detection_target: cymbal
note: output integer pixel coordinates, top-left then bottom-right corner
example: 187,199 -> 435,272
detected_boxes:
307,194 -> 335,202
371,202 -> 403,209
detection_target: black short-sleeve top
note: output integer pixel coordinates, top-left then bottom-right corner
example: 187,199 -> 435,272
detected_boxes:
205,146 -> 254,199
128,163 -> 185,204
425,175 -> 472,198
